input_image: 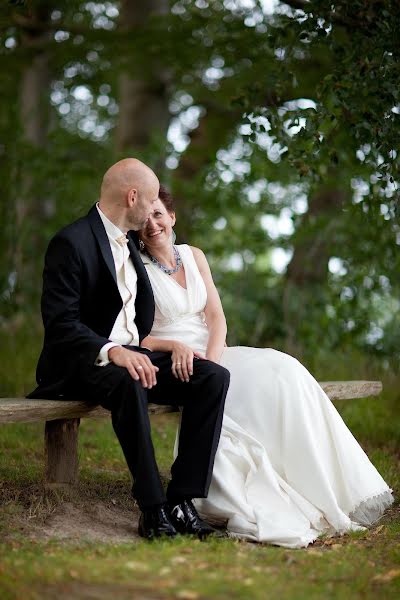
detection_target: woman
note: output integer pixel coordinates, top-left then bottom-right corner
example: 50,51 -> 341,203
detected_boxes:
138,186 -> 394,548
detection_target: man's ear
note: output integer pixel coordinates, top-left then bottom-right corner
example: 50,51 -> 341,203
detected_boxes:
128,188 -> 138,207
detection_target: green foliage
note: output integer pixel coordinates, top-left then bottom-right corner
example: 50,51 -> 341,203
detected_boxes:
1,7 -> 398,596
0,0 -> 399,369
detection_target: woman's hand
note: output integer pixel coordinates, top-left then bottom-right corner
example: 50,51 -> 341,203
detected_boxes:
171,341 -> 205,382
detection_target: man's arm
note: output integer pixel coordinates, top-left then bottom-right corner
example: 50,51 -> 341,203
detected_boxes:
42,233 -> 159,387
41,233 -> 111,368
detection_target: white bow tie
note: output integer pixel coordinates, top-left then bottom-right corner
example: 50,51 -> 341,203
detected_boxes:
116,235 -> 128,247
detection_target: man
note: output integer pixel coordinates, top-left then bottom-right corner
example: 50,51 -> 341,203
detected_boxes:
28,158 -> 230,540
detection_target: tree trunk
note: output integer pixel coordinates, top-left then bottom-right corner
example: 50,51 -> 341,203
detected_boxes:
283,185 -> 346,353
18,43 -> 52,218
171,103 -> 241,235
115,0 -> 170,162
14,4 -> 53,307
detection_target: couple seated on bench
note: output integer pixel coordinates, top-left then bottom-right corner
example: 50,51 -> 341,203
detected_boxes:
29,158 -> 394,546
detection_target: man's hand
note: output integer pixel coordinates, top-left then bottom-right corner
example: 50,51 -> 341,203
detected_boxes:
108,347 -> 159,388
171,341 -> 205,382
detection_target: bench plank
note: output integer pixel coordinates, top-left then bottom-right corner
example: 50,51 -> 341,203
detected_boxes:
0,381 -> 383,487
0,400 -> 177,424
0,381 -> 383,424
318,380 -> 382,401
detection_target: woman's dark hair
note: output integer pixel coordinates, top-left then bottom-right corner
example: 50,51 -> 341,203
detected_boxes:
159,184 -> 175,213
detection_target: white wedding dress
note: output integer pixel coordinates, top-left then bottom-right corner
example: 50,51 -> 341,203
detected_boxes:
142,244 -> 394,548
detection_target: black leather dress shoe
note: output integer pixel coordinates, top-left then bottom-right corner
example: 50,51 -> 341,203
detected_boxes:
138,505 -> 177,540
169,499 -> 221,539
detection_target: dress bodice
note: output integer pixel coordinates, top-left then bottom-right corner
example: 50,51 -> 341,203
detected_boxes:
141,244 -> 210,354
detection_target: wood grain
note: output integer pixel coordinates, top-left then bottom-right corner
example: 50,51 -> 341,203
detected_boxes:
0,381 -> 382,424
45,418 -> 80,484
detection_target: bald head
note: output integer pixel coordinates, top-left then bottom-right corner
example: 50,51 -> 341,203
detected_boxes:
99,158 -> 159,232
100,158 -> 158,205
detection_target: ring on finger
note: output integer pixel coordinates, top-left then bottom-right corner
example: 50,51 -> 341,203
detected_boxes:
137,366 -> 143,370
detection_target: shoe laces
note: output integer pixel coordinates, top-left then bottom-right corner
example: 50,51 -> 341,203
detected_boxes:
183,499 -> 198,521
156,505 -> 170,521
171,503 -> 186,521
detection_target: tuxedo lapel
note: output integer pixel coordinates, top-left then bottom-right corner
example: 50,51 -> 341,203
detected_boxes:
87,204 -> 117,286
127,231 -> 155,340
127,234 -> 150,288
86,206 -> 154,340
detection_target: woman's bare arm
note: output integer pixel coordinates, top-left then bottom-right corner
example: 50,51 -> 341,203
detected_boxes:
190,246 -> 227,364
140,335 -> 204,382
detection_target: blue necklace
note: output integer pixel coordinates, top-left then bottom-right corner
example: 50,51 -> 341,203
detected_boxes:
145,245 -> 182,275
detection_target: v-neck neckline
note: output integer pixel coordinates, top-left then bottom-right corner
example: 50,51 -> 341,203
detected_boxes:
165,266 -> 188,291
142,245 -> 189,291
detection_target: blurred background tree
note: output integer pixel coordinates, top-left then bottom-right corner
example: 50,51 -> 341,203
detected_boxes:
0,0 -> 399,396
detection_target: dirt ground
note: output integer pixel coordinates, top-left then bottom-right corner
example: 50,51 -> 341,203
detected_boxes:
0,482 -> 144,544
31,500 -> 140,543
1,481 -> 399,547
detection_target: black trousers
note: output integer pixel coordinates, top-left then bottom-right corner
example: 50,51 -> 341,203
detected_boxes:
78,347 -> 230,509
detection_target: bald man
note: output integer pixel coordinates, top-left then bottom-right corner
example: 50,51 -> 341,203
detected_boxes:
28,159 -> 229,540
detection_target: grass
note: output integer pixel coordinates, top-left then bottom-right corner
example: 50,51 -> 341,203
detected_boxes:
0,526 -> 399,600
0,318 -> 42,399
0,341 -> 399,599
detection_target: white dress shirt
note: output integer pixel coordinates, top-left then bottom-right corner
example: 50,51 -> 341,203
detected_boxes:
95,203 -> 140,366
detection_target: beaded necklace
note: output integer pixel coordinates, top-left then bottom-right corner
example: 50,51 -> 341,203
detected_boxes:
144,245 -> 182,275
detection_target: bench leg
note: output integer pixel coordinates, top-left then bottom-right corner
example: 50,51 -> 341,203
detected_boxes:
44,418 -> 80,487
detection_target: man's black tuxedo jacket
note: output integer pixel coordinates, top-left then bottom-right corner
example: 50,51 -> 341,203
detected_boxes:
28,204 -> 155,399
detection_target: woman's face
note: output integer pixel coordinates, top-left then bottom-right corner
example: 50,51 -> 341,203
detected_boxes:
140,198 -> 176,250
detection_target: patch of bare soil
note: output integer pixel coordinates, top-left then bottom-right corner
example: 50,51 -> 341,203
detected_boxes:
1,481 -> 142,543
33,500 -> 140,543
35,581 -> 170,600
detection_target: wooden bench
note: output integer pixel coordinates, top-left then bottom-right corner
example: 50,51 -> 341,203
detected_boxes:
0,381 -> 382,488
